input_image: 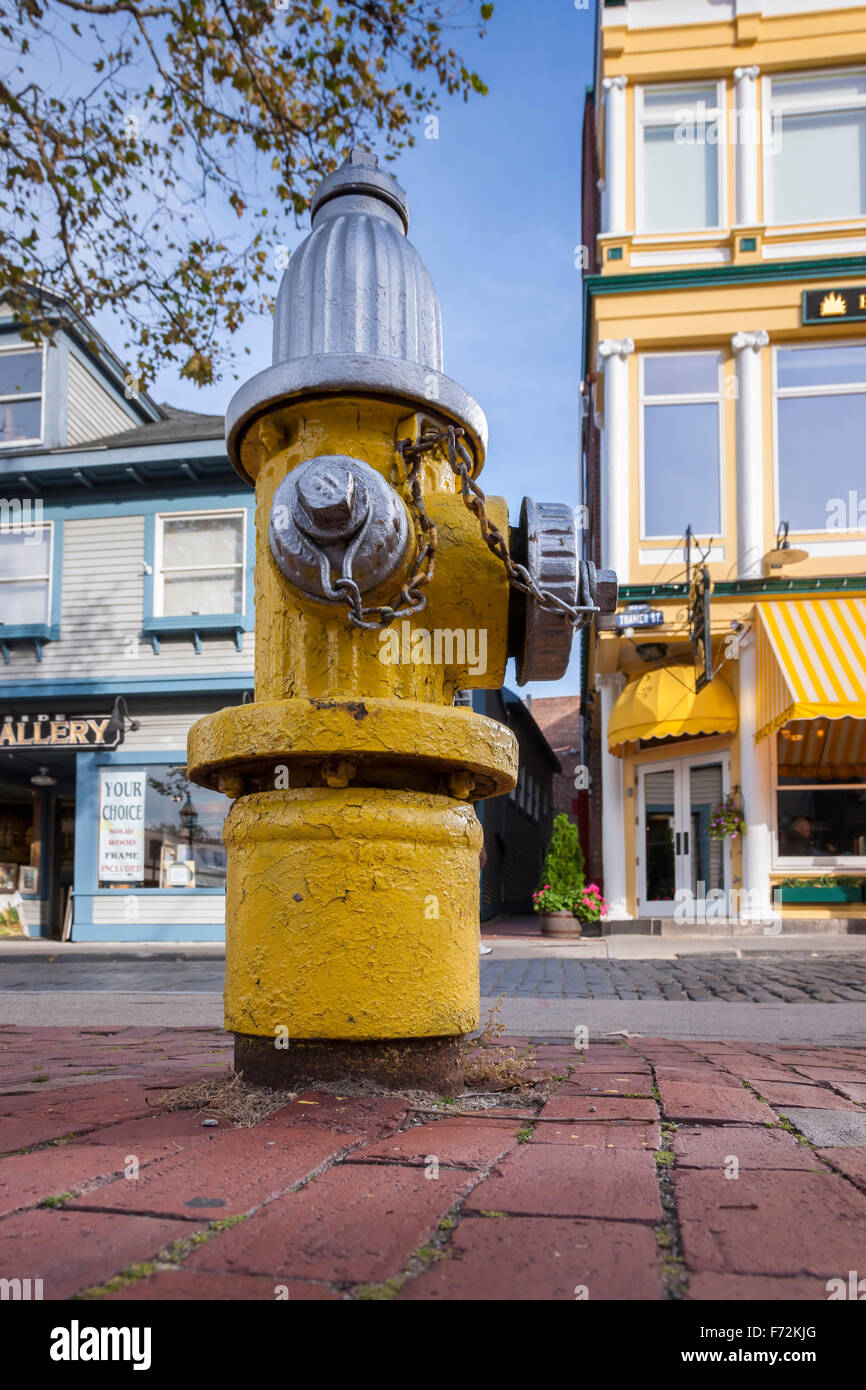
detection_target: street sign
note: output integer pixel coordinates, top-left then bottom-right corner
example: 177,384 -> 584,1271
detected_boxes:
615,609 -> 664,629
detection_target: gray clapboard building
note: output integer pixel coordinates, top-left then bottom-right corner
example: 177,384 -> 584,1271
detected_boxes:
0,300 -> 252,940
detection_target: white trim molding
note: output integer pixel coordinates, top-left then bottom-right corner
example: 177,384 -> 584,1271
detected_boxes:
738,636 -> 775,925
595,672 -> 632,922
596,338 -> 635,584
601,75 -> 628,237
733,66 -> 760,227
732,329 -> 769,580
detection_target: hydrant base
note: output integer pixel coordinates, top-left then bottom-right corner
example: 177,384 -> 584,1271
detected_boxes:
234,1034 -> 465,1094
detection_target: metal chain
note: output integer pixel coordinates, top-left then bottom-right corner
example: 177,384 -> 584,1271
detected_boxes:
321,423 -> 598,632
319,432 -> 441,631
440,424 -> 599,628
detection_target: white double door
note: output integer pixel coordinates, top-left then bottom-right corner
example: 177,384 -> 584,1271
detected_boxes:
637,752 -> 731,917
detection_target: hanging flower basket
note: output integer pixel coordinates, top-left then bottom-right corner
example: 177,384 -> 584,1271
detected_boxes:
708,791 -> 747,842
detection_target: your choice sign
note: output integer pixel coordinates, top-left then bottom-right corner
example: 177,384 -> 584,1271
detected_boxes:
98,769 -> 146,882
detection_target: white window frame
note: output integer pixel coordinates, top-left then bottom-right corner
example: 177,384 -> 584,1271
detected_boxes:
772,340 -> 866,537
635,80 -> 727,236
0,518 -> 54,624
639,350 -> 726,543
0,343 -> 45,449
154,509 -> 247,618
763,67 -> 866,228
770,734 -> 866,871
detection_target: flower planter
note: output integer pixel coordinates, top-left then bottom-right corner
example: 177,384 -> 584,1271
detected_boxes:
776,885 -> 863,904
539,910 -> 582,939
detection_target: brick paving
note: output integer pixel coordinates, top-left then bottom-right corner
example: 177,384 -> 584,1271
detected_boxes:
1,1024 -> 865,1300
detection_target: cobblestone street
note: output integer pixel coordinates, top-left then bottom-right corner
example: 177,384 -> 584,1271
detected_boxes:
4,952 -> 866,1006
480,954 -> 866,1003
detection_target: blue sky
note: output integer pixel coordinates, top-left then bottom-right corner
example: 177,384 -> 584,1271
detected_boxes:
145,0 -> 598,697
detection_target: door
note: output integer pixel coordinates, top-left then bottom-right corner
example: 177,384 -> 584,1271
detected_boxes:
637,754 -> 730,916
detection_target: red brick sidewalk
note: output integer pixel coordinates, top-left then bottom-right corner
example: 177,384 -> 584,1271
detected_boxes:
1,1027 -> 865,1301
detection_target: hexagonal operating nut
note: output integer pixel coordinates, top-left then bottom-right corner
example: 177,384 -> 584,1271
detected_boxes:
295,458 -> 367,541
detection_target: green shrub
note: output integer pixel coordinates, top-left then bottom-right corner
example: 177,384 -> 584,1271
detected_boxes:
533,814 -> 585,913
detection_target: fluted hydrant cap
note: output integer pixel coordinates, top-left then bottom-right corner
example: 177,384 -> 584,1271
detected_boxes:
225,149 -> 487,483
310,148 -> 410,233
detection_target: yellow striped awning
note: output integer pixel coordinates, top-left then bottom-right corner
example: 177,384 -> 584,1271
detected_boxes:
756,598 -> 866,743
607,663 -> 738,754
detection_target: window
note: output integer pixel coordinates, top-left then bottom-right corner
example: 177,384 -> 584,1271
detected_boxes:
774,343 -> 866,532
768,71 -> 866,225
155,511 -> 245,617
637,83 -> 724,232
0,523 -> 53,625
775,721 -> 866,864
98,764 -> 228,889
0,348 -> 43,447
641,353 -> 723,539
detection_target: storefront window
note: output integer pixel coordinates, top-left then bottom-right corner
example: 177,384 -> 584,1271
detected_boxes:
775,343 -> 866,532
155,511 -> 245,617
98,764 -> 227,889
776,722 -> 866,859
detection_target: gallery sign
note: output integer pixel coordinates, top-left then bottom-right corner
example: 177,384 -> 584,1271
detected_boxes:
98,768 -> 146,882
802,287 -> 866,325
0,714 -> 123,749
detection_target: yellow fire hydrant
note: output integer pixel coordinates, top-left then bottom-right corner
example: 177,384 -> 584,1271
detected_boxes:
187,151 -> 615,1089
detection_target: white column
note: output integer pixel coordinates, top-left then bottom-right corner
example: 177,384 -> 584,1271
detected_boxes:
597,177 -> 608,243
597,673 -> 631,920
732,329 -> 768,580
737,635 -> 774,925
733,66 -> 761,226
597,338 -> 634,584
601,75 -> 628,236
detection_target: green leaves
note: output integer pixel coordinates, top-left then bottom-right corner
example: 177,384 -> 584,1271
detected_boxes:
0,0 -> 493,387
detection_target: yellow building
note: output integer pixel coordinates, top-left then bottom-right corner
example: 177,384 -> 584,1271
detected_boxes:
581,0 -> 866,930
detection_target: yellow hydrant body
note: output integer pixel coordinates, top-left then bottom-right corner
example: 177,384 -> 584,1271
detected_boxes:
188,392 -> 516,1087
187,151 -> 612,1089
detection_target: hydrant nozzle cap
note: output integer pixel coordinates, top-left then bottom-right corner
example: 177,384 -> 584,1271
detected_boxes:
311,148 -> 410,235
